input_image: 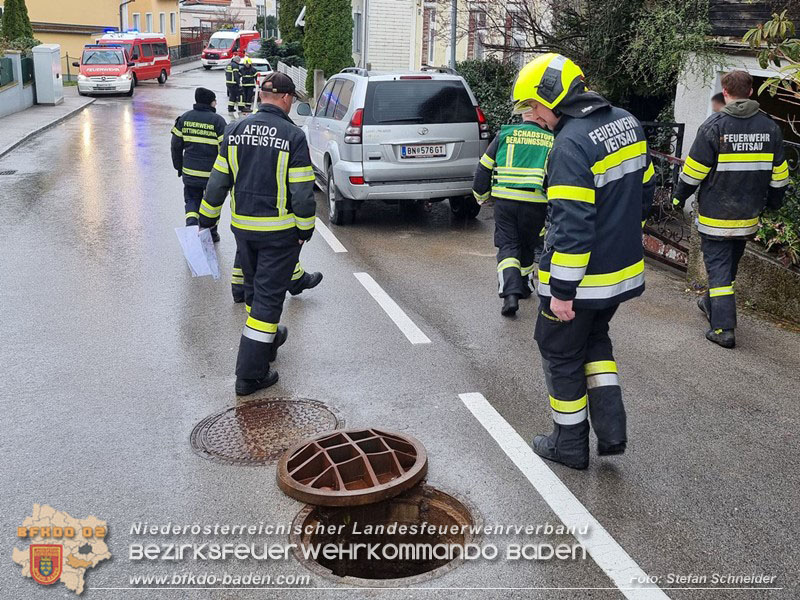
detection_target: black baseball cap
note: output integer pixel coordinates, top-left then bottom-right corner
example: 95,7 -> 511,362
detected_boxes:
260,71 -> 297,97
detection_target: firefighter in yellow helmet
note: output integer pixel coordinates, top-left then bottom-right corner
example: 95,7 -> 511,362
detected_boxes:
517,54 -> 656,469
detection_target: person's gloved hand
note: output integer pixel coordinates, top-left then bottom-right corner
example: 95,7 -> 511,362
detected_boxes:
672,197 -> 685,210
177,170 -> 183,178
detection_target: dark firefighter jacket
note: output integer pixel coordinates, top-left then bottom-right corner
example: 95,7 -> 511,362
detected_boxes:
199,104 -> 316,240
538,93 -> 656,309
170,103 -> 228,188
673,99 -> 788,237
225,63 -> 240,87
472,123 -> 553,204
239,65 -> 257,88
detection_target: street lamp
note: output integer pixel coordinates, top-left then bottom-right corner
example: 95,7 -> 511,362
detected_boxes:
120,0 -> 136,32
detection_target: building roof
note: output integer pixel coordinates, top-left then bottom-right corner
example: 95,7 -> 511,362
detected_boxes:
32,22 -> 114,36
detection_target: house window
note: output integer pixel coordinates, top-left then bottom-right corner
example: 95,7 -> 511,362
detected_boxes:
427,9 -> 436,65
470,9 -> 486,60
132,13 -> 141,31
170,12 -> 176,34
145,13 -> 153,33
353,12 -> 362,53
160,13 -> 166,34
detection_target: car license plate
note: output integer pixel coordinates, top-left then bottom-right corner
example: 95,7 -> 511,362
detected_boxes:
401,144 -> 446,159
96,84 -> 113,89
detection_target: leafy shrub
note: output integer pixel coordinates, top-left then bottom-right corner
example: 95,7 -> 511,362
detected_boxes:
456,58 -> 518,137
257,38 -> 304,68
756,177 -> 800,267
303,0 -> 353,92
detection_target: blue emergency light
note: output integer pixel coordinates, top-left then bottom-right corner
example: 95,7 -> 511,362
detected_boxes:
85,44 -> 123,48
126,29 -> 139,34
103,27 -> 118,33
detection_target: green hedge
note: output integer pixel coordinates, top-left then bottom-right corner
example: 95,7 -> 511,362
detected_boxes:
756,176 -> 800,267
303,0 -> 353,92
456,58 -> 518,137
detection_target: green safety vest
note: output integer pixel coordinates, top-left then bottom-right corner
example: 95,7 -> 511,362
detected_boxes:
492,123 -> 553,202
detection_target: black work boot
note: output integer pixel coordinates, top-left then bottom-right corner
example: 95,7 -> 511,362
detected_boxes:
588,393 -> 627,456
531,422 -> 590,470
232,292 -> 245,304
268,326 -> 288,362
697,295 -> 711,323
501,294 -> 519,317
235,370 -> 279,396
289,272 -> 323,296
706,328 -> 735,349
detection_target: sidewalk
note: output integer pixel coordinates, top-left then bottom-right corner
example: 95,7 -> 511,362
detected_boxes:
171,59 -> 202,75
0,86 -> 94,158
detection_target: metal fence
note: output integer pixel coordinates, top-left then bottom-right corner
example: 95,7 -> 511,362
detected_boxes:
277,61 -> 307,95
20,56 -> 34,85
0,57 -> 14,87
169,41 -> 204,62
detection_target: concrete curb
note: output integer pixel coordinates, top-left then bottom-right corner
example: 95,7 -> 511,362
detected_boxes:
0,96 -> 96,159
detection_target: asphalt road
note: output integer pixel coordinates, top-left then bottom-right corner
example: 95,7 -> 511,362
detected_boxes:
1,68 -> 798,599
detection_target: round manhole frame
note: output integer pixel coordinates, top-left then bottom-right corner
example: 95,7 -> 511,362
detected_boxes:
277,428 -> 428,506
289,483 -> 483,587
190,397 -> 344,466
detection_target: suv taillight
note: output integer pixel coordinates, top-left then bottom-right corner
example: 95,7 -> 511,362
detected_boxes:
345,108 -> 363,144
477,107 -> 490,140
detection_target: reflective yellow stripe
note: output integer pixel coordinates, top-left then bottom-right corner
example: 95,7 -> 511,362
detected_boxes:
295,215 -> 316,230
547,185 -> 595,204
718,152 -> 773,163
218,135 -> 225,143
479,154 -> 496,169
496,166 -> 545,175
591,141 -> 647,175
232,268 -> 243,276
183,135 -> 219,146
473,190 -> 490,202
182,167 -> 211,178
506,144 -> 515,167
245,304 -> 251,314
288,166 -> 315,183
772,170 -> 789,181
245,316 -> 278,333
493,186 -> 547,202
213,155 -> 229,174
642,162 -> 655,183
584,360 -> 618,376
552,251 -> 591,268
520,263 -> 535,276
773,160 -> 789,175
709,285 -> 734,297
539,259 -> 644,287
497,257 -> 521,271
228,145 -> 239,181
185,211 -> 199,219
697,215 -> 759,228
199,199 -> 222,218
292,262 -> 305,280
685,156 -> 711,174
171,127 -> 183,138
231,213 -> 297,232
550,394 -> 588,413
682,164 -> 708,180
276,151 -> 289,215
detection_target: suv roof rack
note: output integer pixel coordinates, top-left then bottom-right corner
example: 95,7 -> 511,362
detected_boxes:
420,65 -> 458,75
340,67 -> 369,77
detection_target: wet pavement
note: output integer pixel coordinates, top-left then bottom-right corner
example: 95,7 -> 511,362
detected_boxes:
1,68 -> 798,599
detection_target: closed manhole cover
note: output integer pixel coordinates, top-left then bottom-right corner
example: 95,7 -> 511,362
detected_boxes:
191,398 -> 343,465
277,429 -> 428,506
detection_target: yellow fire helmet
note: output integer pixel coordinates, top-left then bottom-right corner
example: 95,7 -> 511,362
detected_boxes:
512,53 -> 585,114
244,56 -> 253,65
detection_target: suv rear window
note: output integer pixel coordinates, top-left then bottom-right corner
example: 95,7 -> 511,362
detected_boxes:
363,80 -> 476,125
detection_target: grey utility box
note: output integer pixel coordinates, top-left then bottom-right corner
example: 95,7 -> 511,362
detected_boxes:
33,44 -> 64,105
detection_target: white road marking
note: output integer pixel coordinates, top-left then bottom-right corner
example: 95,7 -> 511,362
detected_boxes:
459,392 -> 670,600
315,221 -> 348,253
354,273 -> 431,345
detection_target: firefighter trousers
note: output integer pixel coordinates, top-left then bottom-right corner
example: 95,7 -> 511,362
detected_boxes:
701,235 -> 747,331
240,87 -> 255,112
183,185 -> 203,226
494,199 -> 547,298
232,251 -> 306,300
534,301 -> 626,449
226,84 -> 240,112
234,231 -> 301,380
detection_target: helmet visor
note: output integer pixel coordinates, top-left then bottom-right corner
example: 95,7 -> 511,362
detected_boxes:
512,98 -> 535,115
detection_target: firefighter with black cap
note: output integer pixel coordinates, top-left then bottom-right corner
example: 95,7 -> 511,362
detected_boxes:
200,71 -> 316,395
171,87 -> 227,242
225,56 -> 241,114
472,110 -> 553,317
672,70 -> 788,349
239,57 -> 257,114
513,53 -> 655,470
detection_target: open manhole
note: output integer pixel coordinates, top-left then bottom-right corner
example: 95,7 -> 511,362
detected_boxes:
277,429 -> 427,506
290,484 -> 477,585
190,398 -> 343,465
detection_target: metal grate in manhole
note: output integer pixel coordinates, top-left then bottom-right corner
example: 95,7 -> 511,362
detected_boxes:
277,429 -> 428,506
190,398 -> 343,466
0,170 -> 17,176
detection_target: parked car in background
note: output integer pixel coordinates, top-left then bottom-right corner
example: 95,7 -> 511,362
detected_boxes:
297,67 -> 490,224
251,58 -> 273,89
201,30 -> 261,69
97,32 -> 171,86
74,44 -> 135,97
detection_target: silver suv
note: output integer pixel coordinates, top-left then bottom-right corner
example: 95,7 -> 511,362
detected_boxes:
297,67 -> 490,224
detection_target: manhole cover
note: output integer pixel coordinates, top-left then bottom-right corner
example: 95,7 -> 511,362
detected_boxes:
190,398 -> 343,465
277,429 -> 427,506
291,485 -> 477,585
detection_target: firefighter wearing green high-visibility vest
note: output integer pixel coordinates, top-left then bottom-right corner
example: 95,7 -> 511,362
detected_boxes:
473,113 -> 553,317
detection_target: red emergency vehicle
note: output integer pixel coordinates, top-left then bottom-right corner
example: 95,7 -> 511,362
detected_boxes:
74,44 -> 135,96
201,30 -> 261,69
97,31 -> 171,85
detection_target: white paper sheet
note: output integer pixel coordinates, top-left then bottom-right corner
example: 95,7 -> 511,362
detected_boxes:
175,226 -> 220,280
